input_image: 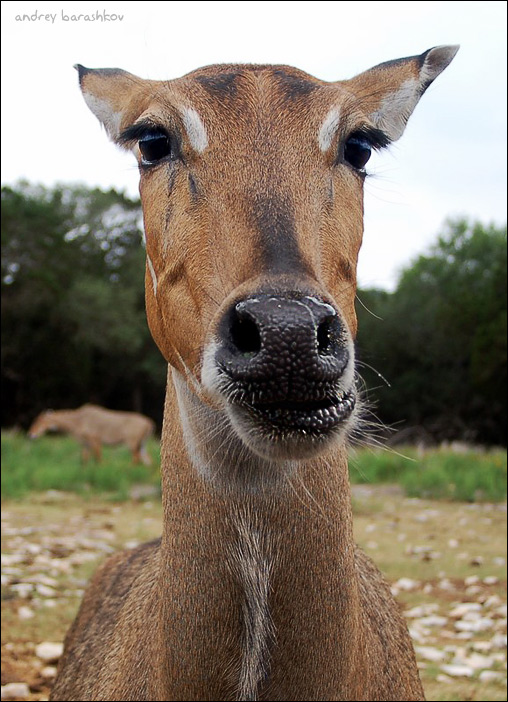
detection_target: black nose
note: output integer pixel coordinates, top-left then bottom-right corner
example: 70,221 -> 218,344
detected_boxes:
216,294 -> 350,399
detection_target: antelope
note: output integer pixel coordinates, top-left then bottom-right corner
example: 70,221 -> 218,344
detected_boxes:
50,46 -> 458,701
29,404 -> 155,465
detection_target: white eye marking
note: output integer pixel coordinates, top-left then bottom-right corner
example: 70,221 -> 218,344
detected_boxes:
146,254 -> 157,296
181,107 -> 208,153
318,107 -> 341,152
83,93 -> 122,139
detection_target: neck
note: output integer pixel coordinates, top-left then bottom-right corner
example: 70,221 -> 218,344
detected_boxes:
157,370 -> 364,701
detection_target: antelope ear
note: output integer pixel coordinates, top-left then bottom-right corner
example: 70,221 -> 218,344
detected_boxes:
75,65 -> 148,143
347,45 -> 459,141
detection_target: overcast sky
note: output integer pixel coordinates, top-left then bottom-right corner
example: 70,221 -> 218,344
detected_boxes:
1,1 -> 506,289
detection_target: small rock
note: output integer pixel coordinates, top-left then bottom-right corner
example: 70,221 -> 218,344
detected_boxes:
393,577 -> 420,592
418,615 -> 448,628
484,595 -> 502,609
1,683 -> 31,700
10,583 -> 33,598
17,606 -> 34,620
440,664 -> 474,678
483,575 -> 499,585
448,538 -> 459,548
436,674 -> 452,683
1,554 -> 24,566
35,641 -> 64,662
465,575 -> 480,586
472,640 -> 493,652
479,670 -> 504,683
470,556 -> 484,566
460,653 -> 495,669
405,604 -> 439,618
415,646 -> 447,662
455,617 -> 494,633
465,585 -> 482,597
491,633 -> 507,649
449,603 -> 482,618
40,666 -> 58,680
438,578 -> 454,591
35,584 -> 58,598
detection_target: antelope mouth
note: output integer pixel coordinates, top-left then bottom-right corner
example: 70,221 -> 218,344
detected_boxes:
231,388 -> 357,435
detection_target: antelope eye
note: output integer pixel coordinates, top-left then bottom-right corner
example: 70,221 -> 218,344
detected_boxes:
344,134 -> 372,170
139,131 -> 172,164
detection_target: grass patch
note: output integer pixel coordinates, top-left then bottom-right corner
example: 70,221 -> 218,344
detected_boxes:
349,446 -> 506,502
1,430 -> 161,500
2,431 -> 506,503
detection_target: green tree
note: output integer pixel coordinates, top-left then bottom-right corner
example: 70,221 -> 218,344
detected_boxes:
1,182 -> 166,429
356,219 -> 507,445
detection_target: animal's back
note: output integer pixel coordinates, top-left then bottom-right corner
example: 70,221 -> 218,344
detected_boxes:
78,404 -> 155,445
50,539 -> 162,701
354,547 -> 425,700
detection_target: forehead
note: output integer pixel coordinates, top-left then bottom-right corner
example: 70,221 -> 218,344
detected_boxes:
158,64 -> 341,134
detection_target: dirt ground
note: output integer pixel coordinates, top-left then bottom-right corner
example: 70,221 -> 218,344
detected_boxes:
1,487 -> 506,701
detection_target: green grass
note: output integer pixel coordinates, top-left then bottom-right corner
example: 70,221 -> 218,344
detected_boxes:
348,445 -> 507,502
2,431 -> 506,503
1,430 -> 161,500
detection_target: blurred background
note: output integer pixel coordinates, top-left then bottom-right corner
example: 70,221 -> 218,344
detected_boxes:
1,7 -> 506,701
2,1 -> 507,445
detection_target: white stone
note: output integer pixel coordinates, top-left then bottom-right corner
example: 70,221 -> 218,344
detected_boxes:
405,604 -> 439,618
394,577 -> 420,591
449,603 -> 482,618
17,606 -> 34,620
10,583 -> 33,598
491,633 -> 507,649
40,666 -> 58,680
460,653 -> 495,669
465,575 -> 480,586
35,584 -> 57,597
415,646 -> 447,662
1,683 -> 31,700
436,674 -> 452,683
465,585 -> 482,597
483,575 -> 499,585
479,670 -> 504,682
418,615 -> 448,628
1,553 -> 24,566
455,617 -> 494,633
472,640 -> 493,652
440,664 -> 474,677
35,641 -> 64,662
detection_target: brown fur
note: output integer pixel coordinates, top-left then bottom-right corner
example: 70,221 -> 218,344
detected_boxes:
50,47 -> 458,700
29,404 -> 155,464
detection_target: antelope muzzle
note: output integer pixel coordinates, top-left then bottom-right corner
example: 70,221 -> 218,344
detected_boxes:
204,291 -> 357,460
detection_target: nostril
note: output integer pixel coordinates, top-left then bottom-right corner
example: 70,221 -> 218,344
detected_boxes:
317,317 -> 333,355
230,315 -> 261,355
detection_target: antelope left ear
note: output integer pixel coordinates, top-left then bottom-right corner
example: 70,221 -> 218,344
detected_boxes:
347,45 -> 460,141
75,64 -> 148,143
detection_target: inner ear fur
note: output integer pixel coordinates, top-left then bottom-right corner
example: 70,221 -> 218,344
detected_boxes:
343,45 -> 459,141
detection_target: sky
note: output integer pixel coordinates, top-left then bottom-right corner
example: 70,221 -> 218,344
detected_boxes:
1,1 -> 507,290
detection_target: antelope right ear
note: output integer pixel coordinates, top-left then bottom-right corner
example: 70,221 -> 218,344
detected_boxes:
346,45 -> 459,141
75,65 -> 148,143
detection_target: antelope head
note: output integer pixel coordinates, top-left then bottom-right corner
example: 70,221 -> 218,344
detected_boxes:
77,47 -> 458,485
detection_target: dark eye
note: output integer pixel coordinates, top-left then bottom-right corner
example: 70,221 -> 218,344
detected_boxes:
344,134 -> 372,170
139,131 -> 172,164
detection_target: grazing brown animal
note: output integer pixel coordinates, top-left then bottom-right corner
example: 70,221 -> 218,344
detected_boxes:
29,404 -> 155,465
50,46 -> 458,701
